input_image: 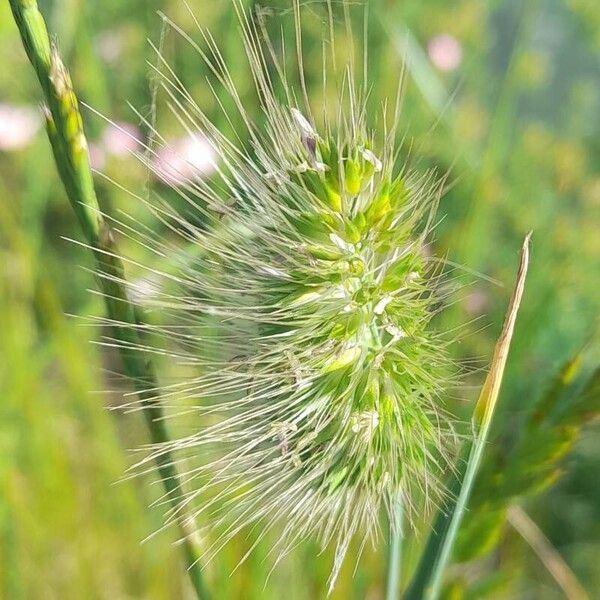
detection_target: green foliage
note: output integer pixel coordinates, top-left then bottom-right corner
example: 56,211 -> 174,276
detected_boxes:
1,0 -> 599,598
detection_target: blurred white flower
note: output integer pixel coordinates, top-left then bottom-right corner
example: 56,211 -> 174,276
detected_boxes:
129,276 -> 160,305
96,30 -> 123,64
101,121 -> 143,157
0,103 -> 41,151
427,34 -> 463,72
151,134 -> 217,186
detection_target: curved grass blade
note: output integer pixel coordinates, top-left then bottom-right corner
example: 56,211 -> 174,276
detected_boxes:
8,2 -> 210,598
405,233 -> 531,600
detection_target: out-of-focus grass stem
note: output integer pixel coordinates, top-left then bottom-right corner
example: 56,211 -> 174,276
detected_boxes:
8,2 -> 210,598
508,506 -> 589,600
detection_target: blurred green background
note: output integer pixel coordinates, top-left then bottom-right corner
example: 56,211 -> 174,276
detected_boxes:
1,0 -> 599,598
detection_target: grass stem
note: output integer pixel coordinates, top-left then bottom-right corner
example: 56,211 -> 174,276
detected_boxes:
405,233 -> 531,600
8,2 -> 210,598
386,495 -> 404,600
508,506 -> 589,600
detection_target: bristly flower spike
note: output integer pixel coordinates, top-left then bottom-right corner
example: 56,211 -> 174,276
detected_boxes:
117,1 -> 459,591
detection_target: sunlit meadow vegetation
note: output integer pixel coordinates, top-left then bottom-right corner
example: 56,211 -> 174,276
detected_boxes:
1,1 -> 599,599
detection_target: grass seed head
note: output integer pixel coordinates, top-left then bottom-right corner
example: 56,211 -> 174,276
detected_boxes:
126,2 -> 459,590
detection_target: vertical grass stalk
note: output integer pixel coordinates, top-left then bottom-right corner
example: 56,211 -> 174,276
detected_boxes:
406,233 -> 531,600
386,496 -> 404,600
8,2 -> 210,598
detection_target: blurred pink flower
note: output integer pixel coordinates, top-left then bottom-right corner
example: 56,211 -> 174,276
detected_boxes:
0,103 -> 41,151
427,34 -> 463,72
151,134 -> 217,186
463,289 -> 488,316
101,121 -> 143,157
88,142 -> 106,171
